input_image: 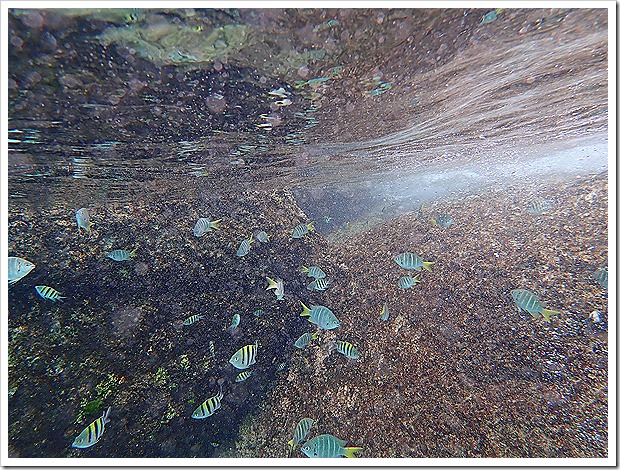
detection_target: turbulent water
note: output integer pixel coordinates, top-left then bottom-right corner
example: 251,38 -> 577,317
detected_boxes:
6,7 -> 609,460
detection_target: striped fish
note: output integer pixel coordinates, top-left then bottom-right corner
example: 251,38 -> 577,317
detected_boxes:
254,230 -> 270,243
192,384 -> 223,419
229,313 -> 240,330
380,302 -> 389,321
193,217 -> 221,237
72,407 -> 111,448
291,222 -> 315,239
334,341 -> 359,360
266,276 -> 285,300
183,314 -> 204,326
300,302 -> 340,330
306,279 -> 331,291
253,309 -> 265,317
35,285 -> 65,302
398,275 -> 420,289
301,265 -> 326,279
234,371 -> 252,383
527,198 -> 552,215
276,361 -> 287,371
393,252 -> 434,271
301,434 -> 362,458
209,341 -> 215,358
236,235 -> 253,257
75,208 -> 93,232
288,418 -> 314,455
593,267 -> 608,289
8,257 -> 35,285
229,342 -> 258,370
294,332 -> 318,349
107,248 -> 137,261
511,289 -> 561,322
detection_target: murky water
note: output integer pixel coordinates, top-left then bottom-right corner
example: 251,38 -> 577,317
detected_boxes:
7,7 -> 609,459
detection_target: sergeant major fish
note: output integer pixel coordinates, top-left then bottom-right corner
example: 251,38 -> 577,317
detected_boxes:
229,342 -> 258,370
72,407 -> 111,448
254,230 -> 270,243
398,275 -> 420,289
236,235 -> 253,257
511,289 -> 561,322
266,276 -> 285,300
394,252 -> 435,271
300,302 -> 340,330
35,285 -> 65,302
193,217 -> 221,237
331,341 -> 359,360
306,279 -> 331,291
301,434 -> 362,458
75,208 -> 94,232
209,340 -> 215,358
288,418 -> 314,456
192,384 -> 223,419
593,267 -> 608,289
380,302 -> 389,321
108,248 -> 137,261
301,265 -> 326,279
8,257 -> 35,285
183,314 -> 204,326
294,332 -> 318,349
291,222 -> 315,239
234,371 -> 252,383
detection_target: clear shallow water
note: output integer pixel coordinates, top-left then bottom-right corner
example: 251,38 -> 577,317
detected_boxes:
6,7 -> 609,459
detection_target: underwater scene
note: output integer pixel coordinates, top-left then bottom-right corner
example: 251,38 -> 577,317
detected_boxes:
6,6 -> 610,460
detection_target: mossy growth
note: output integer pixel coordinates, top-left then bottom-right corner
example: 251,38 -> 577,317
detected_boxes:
154,367 -> 169,386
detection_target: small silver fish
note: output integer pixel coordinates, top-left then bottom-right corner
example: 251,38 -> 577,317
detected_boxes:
306,278 -> 331,291
72,407 -> 111,448
75,208 -> 93,232
398,276 -> 420,289
8,257 -> 35,285
268,87 -> 289,98
108,248 -> 137,261
192,384 -> 223,419
193,218 -> 221,237
380,302 -> 389,321
266,276 -> 285,300
294,332 -> 318,349
209,340 -> 215,358
234,371 -> 252,382
589,311 -> 601,323
291,222 -> 315,239
183,314 -> 204,326
274,98 -> 292,107
229,313 -> 240,330
35,285 -> 65,302
229,342 -> 258,370
236,235 -> 253,257
301,265 -> 326,279
254,230 -> 270,243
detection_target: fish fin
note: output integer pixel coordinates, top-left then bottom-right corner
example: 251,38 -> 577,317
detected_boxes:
541,308 -> 560,322
422,261 -> 435,272
211,219 -> 222,230
266,277 -> 278,290
307,221 -> 315,231
103,406 -> 111,424
343,446 -> 362,458
300,301 -> 311,316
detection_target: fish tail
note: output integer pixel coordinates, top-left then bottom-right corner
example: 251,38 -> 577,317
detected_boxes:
343,446 -> 362,458
300,301 -> 311,317
307,221 -> 315,231
541,308 -> 560,322
300,265 -> 309,273
266,277 -> 278,290
430,218 -> 437,226
211,219 -> 222,230
422,261 -> 435,272
130,248 -> 138,257
103,406 -> 111,424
